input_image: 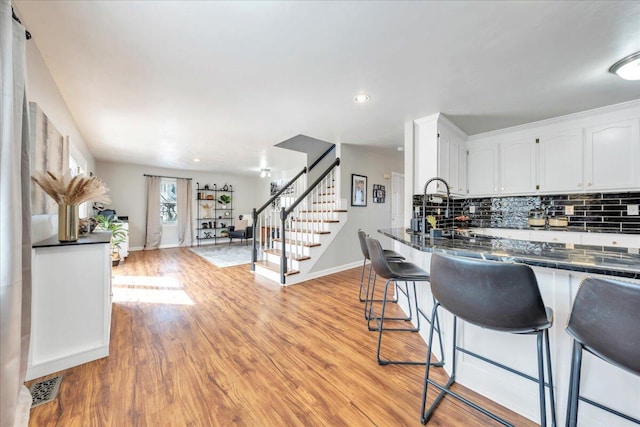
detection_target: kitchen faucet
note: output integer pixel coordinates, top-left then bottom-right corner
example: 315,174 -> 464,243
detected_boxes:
422,177 -> 451,239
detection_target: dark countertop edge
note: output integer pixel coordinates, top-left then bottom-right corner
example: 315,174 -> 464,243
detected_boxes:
378,229 -> 640,280
33,231 -> 111,248
469,225 -> 639,235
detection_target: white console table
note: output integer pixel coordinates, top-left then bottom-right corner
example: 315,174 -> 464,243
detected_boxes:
27,232 -> 112,380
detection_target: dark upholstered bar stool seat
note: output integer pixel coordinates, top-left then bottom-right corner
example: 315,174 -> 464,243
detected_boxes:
566,277 -> 640,426
420,254 -> 556,427
366,237 -> 443,366
357,230 -> 405,321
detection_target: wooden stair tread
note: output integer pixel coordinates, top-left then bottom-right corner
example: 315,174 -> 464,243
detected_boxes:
286,229 -> 331,235
254,260 -> 299,276
264,249 -> 311,261
273,238 -> 321,248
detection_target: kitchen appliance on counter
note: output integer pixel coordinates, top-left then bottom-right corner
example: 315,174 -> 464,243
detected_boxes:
528,208 -> 547,228
548,216 -> 569,227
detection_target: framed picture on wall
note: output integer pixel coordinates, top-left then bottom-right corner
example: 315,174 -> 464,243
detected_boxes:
373,184 -> 386,203
351,174 -> 367,207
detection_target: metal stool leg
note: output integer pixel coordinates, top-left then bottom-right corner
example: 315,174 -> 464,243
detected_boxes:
544,329 -> 557,427
367,277 -> 411,330
566,340 -> 583,427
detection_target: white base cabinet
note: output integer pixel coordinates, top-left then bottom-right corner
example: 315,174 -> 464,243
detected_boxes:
27,233 -> 112,381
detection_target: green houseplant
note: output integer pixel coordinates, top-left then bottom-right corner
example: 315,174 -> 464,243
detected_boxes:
95,214 -> 128,266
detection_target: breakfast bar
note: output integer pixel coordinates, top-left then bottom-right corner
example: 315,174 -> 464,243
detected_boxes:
378,228 -> 640,426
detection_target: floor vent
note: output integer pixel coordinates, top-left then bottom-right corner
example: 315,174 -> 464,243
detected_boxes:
30,375 -> 62,408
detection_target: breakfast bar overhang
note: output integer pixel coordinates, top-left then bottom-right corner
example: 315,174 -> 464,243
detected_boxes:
378,228 -> 640,426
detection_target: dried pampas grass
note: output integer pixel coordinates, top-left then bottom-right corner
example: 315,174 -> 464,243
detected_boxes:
31,170 -> 112,205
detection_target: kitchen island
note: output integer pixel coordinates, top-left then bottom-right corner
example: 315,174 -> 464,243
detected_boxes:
378,228 -> 640,426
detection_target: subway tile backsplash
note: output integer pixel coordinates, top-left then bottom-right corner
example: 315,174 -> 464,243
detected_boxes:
413,192 -> 640,234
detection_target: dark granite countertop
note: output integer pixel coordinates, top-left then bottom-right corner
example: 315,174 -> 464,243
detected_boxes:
378,228 -> 640,280
33,231 -> 112,248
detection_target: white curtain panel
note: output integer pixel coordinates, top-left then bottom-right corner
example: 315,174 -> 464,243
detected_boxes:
144,176 -> 162,250
0,2 -> 33,425
176,178 -> 193,247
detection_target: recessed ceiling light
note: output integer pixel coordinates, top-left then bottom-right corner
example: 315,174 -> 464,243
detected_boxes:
354,94 -> 370,104
609,51 -> 640,80
193,158 -> 200,162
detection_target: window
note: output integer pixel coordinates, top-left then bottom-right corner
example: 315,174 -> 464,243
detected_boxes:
160,179 -> 177,223
68,141 -> 88,217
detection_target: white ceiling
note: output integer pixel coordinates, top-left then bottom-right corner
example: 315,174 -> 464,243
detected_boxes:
14,1 -> 640,175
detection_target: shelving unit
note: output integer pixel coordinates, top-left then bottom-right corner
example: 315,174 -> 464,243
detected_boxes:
196,182 -> 233,246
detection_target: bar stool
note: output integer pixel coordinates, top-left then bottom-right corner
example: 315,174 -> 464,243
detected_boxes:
420,254 -> 556,427
366,237 -> 444,366
356,230 -> 405,321
566,277 -> 640,426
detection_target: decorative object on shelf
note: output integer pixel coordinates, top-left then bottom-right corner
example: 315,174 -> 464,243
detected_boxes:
223,183 -> 229,191
218,194 -> 231,205
78,217 -> 97,236
202,223 -> 208,229
31,170 -> 111,242
204,184 -> 210,190
373,184 -> 386,203
207,194 -> 214,200
224,211 -> 230,217
201,203 -> 214,218
351,173 -> 367,207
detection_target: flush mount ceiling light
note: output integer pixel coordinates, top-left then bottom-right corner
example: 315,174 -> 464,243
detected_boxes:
354,94 -> 370,104
260,168 -> 271,178
609,51 -> 640,80
193,158 -> 200,162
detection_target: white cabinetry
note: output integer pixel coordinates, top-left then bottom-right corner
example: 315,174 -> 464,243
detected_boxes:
585,119 -> 640,191
414,113 -> 468,195
468,145 -> 499,196
27,233 -> 113,380
500,138 -> 537,195
538,129 -> 583,193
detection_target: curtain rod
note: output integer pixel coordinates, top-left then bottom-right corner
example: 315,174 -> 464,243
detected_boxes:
143,174 -> 192,180
12,8 -> 31,40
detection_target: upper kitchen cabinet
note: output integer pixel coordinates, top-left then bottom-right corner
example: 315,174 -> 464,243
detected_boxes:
468,144 -> 499,196
413,113 -> 468,196
584,119 -> 640,191
538,129 -> 583,193
499,138 -> 537,195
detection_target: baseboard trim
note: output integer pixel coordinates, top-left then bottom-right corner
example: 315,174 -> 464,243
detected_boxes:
305,261 -> 361,281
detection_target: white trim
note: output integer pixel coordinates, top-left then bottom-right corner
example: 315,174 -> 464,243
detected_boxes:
467,98 -> 640,142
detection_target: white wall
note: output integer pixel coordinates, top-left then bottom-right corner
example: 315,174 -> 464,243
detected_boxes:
310,144 -> 404,272
96,161 -> 265,249
26,39 -> 96,242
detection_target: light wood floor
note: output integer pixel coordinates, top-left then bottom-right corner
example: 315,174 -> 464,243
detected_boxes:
27,247 -> 536,426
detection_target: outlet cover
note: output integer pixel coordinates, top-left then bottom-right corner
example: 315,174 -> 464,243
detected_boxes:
565,205 -> 574,215
469,205 -> 476,214
628,205 -> 639,216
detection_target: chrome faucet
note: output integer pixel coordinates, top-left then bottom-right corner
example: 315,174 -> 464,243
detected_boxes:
422,177 -> 451,239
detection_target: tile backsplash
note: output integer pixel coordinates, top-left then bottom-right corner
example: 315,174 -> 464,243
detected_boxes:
413,192 -> 640,234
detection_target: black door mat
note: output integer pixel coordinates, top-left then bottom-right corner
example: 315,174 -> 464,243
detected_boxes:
29,375 -> 62,408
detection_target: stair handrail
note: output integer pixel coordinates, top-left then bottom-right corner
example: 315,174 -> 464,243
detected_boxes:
283,157 -> 340,217
279,157 -> 341,282
307,144 -> 336,172
251,166 -> 307,271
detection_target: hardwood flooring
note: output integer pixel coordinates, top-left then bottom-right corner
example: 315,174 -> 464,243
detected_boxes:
27,248 -> 536,426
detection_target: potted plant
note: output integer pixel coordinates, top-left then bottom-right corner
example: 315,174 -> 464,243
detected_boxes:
218,194 -> 231,206
427,215 -> 442,238
95,214 -> 128,266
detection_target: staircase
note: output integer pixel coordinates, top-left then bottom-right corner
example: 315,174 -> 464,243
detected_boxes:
252,158 -> 346,285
